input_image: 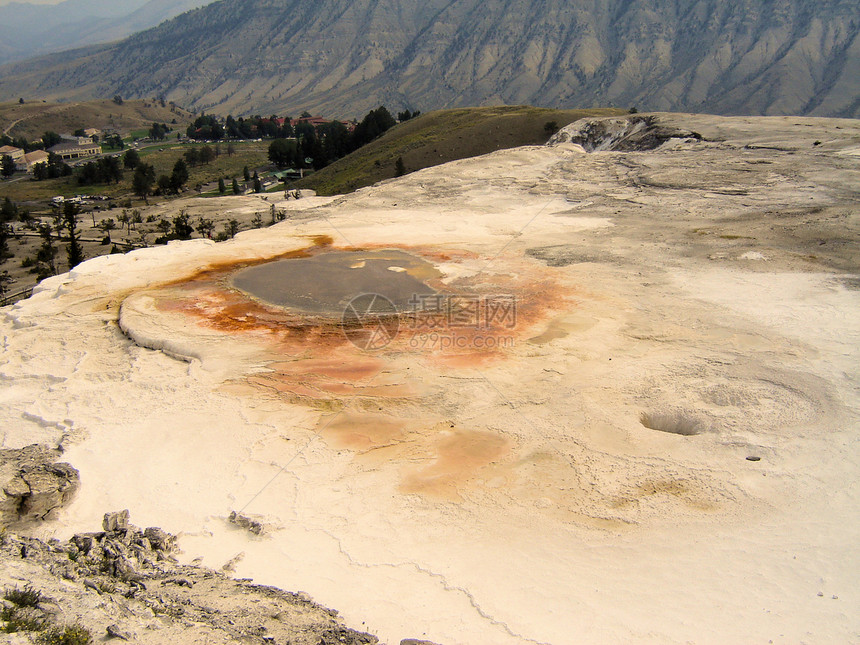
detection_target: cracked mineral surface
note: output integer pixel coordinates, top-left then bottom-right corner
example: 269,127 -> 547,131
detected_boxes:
1,113 -> 858,644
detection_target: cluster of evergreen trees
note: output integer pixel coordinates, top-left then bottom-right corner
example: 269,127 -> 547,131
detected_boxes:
128,159 -> 189,200
33,153 -> 72,181
187,113 -> 307,141
225,115 -> 272,139
76,156 -> 123,185
183,145 -> 218,166
188,106 -> 406,171
102,134 -> 125,149
186,115 -> 224,140
268,106 -> 400,171
148,122 -> 172,140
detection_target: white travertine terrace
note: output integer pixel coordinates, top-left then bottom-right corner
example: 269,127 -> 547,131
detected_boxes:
1,114 -> 858,645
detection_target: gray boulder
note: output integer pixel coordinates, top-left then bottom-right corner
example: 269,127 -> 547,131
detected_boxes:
103,509 -> 130,533
0,444 -> 80,527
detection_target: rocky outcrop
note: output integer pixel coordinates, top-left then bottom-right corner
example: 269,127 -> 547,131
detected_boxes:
0,444 -> 79,527
0,511 -> 379,644
228,510 -> 266,536
549,116 -> 703,152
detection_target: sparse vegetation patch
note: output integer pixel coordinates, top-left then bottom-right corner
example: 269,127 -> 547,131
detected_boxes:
37,624 -> 93,645
4,584 -> 43,607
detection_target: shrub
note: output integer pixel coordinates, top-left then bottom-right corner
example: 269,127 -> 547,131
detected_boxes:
38,625 -> 92,645
4,584 -> 42,607
1,606 -> 48,632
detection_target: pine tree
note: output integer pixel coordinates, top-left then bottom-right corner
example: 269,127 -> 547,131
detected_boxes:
132,164 -> 156,202
124,149 -> 140,169
171,159 -> 189,193
1,197 -> 17,222
64,202 -> 84,269
0,221 -> 10,264
36,224 -> 56,279
1,155 -> 15,178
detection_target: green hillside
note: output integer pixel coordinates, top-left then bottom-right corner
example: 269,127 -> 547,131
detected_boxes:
296,106 -> 624,196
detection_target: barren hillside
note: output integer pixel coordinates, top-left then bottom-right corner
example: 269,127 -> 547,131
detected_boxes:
0,98 -> 192,139
0,0 -> 856,118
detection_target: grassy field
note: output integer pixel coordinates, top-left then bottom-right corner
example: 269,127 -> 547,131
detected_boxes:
294,105 -> 626,195
0,141 -> 271,208
128,128 -> 152,141
0,99 -> 193,140
137,141 -> 270,187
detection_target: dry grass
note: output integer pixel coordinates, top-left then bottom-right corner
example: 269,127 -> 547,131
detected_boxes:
295,106 -> 625,195
0,98 -> 192,140
37,624 -> 92,644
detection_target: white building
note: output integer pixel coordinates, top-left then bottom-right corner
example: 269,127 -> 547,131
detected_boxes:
16,150 -> 49,172
48,141 -> 102,160
0,145 -> 24,162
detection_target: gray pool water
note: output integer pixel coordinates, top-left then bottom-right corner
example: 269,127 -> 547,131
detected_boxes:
231,249 -> 439,315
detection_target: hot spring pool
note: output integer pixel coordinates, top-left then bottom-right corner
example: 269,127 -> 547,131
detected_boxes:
230,249 -> 439,315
